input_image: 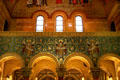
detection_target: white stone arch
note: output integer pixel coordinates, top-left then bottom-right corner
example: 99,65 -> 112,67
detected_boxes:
0,52 -> 24,64
29,52 -> 59,80
64,52 -> 93,80
0,52 -> 24,79
98,53 -> 120,65
98,53 -> 120,80
64,52 -> 94,68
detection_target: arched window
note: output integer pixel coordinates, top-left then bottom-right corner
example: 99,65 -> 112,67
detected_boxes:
4,20 -> 8,31
36,16 -> 44,32
75,16 -> 83,32
56,16 -> 63,32
111,21 -> 116,32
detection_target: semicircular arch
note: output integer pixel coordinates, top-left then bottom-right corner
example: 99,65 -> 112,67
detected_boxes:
70,10 -> 87,32
29,52 -> 59,67
64,75 -> 78,80
98,53 -> 120,66
0,52 -> 24,65
32,10 -> 49,19
40,75 -> 56,80
70,10 -> 87,19
51,10 -> 68,32
29,52 -> 59,80
64,52 -> 93,68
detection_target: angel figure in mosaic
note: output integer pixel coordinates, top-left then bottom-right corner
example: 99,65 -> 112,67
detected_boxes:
56,39 -> 67,60
22,40 -> 35,56
87,40 -> 99,66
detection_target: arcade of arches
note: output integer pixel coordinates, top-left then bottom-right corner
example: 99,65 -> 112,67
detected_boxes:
0,52 -> 120,80
0,0 -> 120,80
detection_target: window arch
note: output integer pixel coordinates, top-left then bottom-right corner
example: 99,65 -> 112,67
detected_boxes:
111,21 -> 116,32
36,16 -> 44,32
4,20 -> 9,31
56,16 -> 63,32
75,16 -> 83,32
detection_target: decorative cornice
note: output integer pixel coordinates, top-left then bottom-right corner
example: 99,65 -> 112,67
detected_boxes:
0,32 -> 120,37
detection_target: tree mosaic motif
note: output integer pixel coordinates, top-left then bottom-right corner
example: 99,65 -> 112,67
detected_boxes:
22,39 -> 35,57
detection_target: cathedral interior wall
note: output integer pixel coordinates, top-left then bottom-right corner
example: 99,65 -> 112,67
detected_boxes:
1,0 -> 119,32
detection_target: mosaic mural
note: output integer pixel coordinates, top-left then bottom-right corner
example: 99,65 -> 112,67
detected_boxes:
0,32 -> 120,66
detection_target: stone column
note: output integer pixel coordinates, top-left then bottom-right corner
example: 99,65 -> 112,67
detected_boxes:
91,68 -> 100,80
99,70 -> 107,80
56,64 -> 66,80
22,67 -> 32,80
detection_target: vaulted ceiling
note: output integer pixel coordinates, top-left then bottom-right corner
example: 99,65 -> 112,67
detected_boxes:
2,0 -> 117,18
3,0 -> 19,14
